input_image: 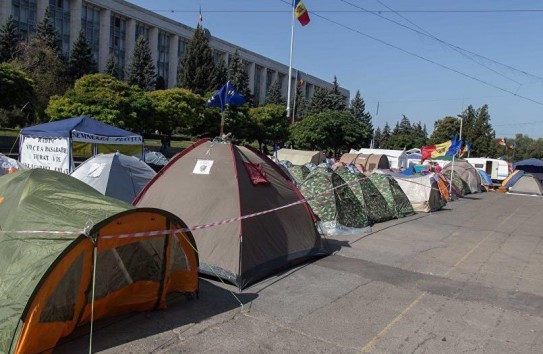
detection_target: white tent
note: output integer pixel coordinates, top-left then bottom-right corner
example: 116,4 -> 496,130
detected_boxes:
350,148 -> 408,169
391,173 -> 446,212
275,148 -> 326,166
71,152 -> 156,203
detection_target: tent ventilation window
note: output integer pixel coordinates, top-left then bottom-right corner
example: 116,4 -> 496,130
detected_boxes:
89,238 -> 164,300
40,253 -> 84,323
169,235 -> 190,272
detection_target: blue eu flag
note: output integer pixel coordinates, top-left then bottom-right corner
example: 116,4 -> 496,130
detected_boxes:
206,81 -> 246,111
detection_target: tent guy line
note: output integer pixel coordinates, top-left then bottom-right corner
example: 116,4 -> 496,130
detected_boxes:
0,173 -> 441,240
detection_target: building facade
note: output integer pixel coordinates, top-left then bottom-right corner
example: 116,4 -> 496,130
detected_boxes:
1,0 -> 349,104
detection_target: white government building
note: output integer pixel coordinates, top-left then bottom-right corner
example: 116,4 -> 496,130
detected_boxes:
2,0 -> 349,105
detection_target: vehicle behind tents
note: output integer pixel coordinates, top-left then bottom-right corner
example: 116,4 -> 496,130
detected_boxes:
300,166 -> 371,234
443,159 -> 481,193
0,169 -> 198,354
465,158 -> 509,182
508,174 -> 543,196
71,152 -> 156,203
134,139 -> 328,289
391,173 -> 446,212
369,173 -> 415,218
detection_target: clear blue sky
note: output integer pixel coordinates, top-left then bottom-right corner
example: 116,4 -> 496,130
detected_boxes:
131,0 -> 543,139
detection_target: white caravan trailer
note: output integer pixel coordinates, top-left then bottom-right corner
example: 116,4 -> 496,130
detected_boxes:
465,158 -> 509,182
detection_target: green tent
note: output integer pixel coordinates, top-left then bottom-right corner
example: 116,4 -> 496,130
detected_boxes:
287,165 -> 311,186
0,169 -> 199,354
369,173 -> 415,219
300,167 -> 369,234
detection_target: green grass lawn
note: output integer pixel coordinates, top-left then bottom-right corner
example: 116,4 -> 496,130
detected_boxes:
144,139 -> 194,149
0,128 -> 20,137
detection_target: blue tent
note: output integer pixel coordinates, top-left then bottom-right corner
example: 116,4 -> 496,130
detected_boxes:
514,158 -> 543,182
476,169 -> 493,186
19,116 -> 143,173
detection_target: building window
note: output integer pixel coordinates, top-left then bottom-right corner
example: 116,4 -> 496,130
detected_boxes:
110,14 -> 126,78
11,0 -> 37,41
49,0 -> 70,55
305,84 -> 311,100
157,31 -> 170,87
135,22 -> 149,41
277,73 -> 285,91
81,4 -> 100,64
266,69 -> 274,92
177,38 -> 187,59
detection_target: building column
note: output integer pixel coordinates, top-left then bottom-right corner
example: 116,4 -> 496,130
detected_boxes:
259,68 -> 268,105
0,1 -> 12,24
247,62 -> 256,95
308,84 -> 315,99
272,71 -> 279,84
125,18 -> 136,67
168,34 -> 179,88
280,74 -> 288,98
149,27 -> 159,67
36,0 -> 48,23
69,0 -> 82,45
98,8 -> 111,72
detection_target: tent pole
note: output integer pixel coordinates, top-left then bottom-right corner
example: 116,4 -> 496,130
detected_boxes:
89,239 -> 98,354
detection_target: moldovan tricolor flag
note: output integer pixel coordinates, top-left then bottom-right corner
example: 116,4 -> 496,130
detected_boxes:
294,0 -> 310,26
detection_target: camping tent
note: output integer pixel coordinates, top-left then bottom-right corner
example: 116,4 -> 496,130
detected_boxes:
0,169 -> 198,354
275,148 -> 325,166
369,173 -> 415,218
477,169 -> 494,187
514,158 -> 543,182
19,116 -> 143,173
391,173 -> 446,212
134,139 -> 328,289
502,169 -> 525,188
351,148 -> 408,169
0,153 -> 26,176
334,166 -> 393,225
71,152 -> 156,203
300,167 -> 371,233
442,159 -> 481,194
340,153 -> 390,171
287,164 -> 311,186
508,174 -> 543,196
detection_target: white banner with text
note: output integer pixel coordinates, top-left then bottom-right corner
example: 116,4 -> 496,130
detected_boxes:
20,136 -> 71,174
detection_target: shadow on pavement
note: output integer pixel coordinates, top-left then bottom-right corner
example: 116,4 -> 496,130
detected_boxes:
54,279 -> 257,353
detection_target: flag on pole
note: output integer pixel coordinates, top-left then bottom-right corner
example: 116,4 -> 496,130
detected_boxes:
198,5 -> 203,24
294,0 -> 310,26
421,138 -> 462,162
459,141 -> 472,157
206,81 -> 246,111
497,138 -> 506,146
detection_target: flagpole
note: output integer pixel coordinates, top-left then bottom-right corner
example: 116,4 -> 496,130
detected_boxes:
220,82 -> 227,137
371,101 -> 379,148
292,70 -> 299,122
286,0 -> 295,122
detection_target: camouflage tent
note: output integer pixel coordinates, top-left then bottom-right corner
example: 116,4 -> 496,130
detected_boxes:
300,167 -> 370,234
288,165 -> 311,187
446,170 -> 471,196
334,166 -> 394,225
369,173 -> 415,219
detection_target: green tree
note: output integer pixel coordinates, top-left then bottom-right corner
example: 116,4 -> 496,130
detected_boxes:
328,76 -> 347,111
470,104 -> 495,157
67,30 -> 96,83
104,54 -> 119,79
379,122 -> 391,148
289,110 -> 371,154
0,15 -> 18,63
177,25 -> 215,95
293,82 -> 308,121
210,57 -> 227,90
388,115 -> 415,149
227,50 -> 252,104
35,7 -> 60,53
126,36 -> 156,91
0,63 -> 34,127
46,74 -> 152,132
248,104 -> 289,150
373,127 -> 382,148
350,90 -> 373,132
428,116 -> 460,145
145,88 -> 206,135
307,86 -> 330,115
266,80 -> 284,105
11,39 -> 67,122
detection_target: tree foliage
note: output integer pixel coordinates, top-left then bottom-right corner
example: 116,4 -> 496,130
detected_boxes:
0,16 -> 18,63
145,88 -> 206,135
67,30 -> 96,83
328,76 -> 347,111
35,7 -> 60,53
289,110 -> 371,154
104,54 -> 119,79
0,63 -> 34,127
227,50 -> 252,104
46,74 -> 152,132
126,36 -> 156,91
266,80 -> 284,105
210,57 -> 227,90
307,87 -> 330,115
177,25 -> 215,95
379,122 -> 391,148
350,90 -> 373,132
248,104 -> 289,150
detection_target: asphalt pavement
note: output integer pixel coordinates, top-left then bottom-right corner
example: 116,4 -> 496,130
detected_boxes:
56,191 -> 543,354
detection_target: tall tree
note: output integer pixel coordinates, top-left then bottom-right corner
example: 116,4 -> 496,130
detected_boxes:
227,50 -> 252,103
307,86 -> 330,115
380,122 -> 391,148
470,104 -> 495,157
0,63 -> 35,127
210,57 -> 227,90
177,24 -> 215,95
104,54 -> 119,79
126,36 -> 156,91
428,116 -> 460,145
373,127 -> 382,148
67,30 -> 96,83
0,16 -> 18,63
328,76 -> 347,111
35,7 -> 60,53
248,104 -> 289,150
265,80 -> 284,105
350,90 -> 373,132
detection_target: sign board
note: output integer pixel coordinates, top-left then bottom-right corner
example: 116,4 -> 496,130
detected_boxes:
72,130 -> 143,145
20,136 -> 71,174
193,160 -> 214,175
